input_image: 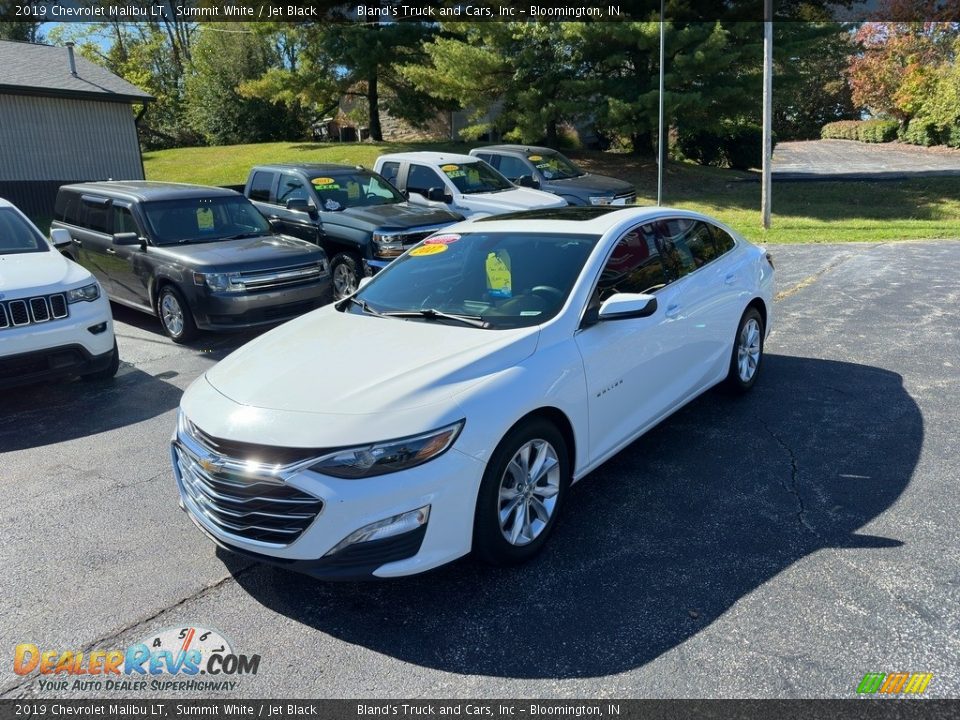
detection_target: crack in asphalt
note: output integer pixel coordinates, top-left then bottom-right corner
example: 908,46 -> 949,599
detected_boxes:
0,564 -> 255,698
761,420 -> 817,536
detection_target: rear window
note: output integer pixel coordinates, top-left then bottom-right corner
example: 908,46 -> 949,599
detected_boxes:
0,208 -> 48,255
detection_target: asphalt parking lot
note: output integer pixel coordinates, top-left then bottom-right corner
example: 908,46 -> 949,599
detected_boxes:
2,240 -> 959,699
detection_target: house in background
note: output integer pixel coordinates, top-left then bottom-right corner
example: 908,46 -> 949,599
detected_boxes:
0,40 -> 152,221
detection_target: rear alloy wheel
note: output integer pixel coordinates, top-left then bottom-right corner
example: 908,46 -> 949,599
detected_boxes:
158,285 -> 197,343
725,307 -> 764,393
473,419 -> 570,565
330,253 -> 361,300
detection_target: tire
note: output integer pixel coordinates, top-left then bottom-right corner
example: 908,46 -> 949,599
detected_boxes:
473,418 -> 571,566
330,253 -> 361,301
725,306 -> 764,393
157,285 -> 197,343
82,340 -> 120,381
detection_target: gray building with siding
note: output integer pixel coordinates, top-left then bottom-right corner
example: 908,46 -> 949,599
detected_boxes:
0,40 -> 152,220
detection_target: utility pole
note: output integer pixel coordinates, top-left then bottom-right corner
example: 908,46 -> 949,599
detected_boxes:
761,0 -> 773,229
657,0 -> 666,207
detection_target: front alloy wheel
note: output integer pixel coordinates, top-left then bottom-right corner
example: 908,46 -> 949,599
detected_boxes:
474,418 -> 570,565
158,286 -> 197,343
331,254 -> 360,300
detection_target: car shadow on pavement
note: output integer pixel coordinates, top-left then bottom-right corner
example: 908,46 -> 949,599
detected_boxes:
225,353 -> 922,679
0,367 -> 182,453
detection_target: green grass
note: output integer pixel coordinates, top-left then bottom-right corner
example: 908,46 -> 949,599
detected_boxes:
143,141 -> 960,244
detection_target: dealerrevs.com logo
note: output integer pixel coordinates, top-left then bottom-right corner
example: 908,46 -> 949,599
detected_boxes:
13,625 -> 260,693
857,672 -> 934,695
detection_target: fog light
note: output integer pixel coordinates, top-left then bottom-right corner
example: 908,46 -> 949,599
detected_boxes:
87,322 -> 108,335
324,505 -> 430,556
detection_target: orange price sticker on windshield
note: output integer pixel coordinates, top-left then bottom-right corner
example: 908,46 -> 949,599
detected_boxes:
410,243 -> 448,257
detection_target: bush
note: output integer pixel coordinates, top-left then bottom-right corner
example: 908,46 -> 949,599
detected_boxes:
677,124 -> 775,170
900,120 -> 940,146
821,119 -> 898,143
946,124 -> 960,149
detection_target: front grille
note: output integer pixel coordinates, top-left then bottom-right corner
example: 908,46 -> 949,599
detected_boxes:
0,293 -> 68,330
175,426 -> 325,546
238,261 -> 325,292
614,191 -> 637,204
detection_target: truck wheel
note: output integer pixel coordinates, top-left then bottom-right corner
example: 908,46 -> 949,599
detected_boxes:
331,253 -> 361,300
157,285 -> 198,343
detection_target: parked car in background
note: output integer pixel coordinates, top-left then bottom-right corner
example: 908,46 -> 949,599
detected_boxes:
0,197 -> 118,388
52,182 -> 331,343
172,206 -> 774,579
244,163 -> 462,300
470,145 -> 636,206
373,151 -> 566,220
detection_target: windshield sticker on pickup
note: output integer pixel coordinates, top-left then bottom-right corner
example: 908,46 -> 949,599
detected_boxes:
424,234 -> 461,246
467,168 -> 481,185
196,207 -> 215,231
346,181 -> 361,200
410,243 -> 448,257
324,199 -> 341,211
528,155 -> 543,161
486,250 -> 512,298
440,164 -> 460,172
313,177 -> 341,191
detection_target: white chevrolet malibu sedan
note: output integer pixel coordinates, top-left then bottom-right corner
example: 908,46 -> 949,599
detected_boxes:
172,206 -> 775,579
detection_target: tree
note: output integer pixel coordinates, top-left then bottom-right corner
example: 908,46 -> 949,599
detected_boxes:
185,24 -> 307,145
0,22 -> 43,42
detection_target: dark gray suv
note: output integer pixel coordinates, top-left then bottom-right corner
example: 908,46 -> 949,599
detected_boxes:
52,182 -> 332,343
470,145 -> 636,207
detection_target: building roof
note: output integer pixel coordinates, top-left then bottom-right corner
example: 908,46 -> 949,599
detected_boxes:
58,181 -> 239,202
0,40 -> 153,104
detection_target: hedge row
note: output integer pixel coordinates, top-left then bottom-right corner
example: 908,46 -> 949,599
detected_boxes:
899,119 -> 960,148
676,124 -> 772,170
821,119 -> 899,143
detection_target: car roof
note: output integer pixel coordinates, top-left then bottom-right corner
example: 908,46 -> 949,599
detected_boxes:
252,163 -> 365,174
0,197 -> 15,209
473,144 -> 557,155
58,181 -> 241,202
376,151 -> 479,165
445,206 -> 721,235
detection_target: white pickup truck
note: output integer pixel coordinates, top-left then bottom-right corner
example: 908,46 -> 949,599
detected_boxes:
373,151 -> 566,219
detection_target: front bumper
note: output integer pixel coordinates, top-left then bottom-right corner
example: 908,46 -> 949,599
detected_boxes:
171,432 -> 484,580
192,278 -> 333,331
0,342 -> 115,389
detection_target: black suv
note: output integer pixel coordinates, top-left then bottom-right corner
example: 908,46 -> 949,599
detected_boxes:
244,164 -> 462,299
52,182 -> 332,343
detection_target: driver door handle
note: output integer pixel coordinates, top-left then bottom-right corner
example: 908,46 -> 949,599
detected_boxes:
72,238 -> 82,246
105,247 -> 117,255
724,272 -> 736,285
665,304 -> 682,319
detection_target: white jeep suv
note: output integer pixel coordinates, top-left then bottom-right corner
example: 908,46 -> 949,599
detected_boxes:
0,198 -> 118,389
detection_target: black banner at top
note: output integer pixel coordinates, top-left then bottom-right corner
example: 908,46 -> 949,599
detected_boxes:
1,0 -> 960,23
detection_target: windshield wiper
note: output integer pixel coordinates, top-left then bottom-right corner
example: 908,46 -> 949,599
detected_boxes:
336,295 -> 388,318
380,308 -> 488,328
223,231 -> 265,240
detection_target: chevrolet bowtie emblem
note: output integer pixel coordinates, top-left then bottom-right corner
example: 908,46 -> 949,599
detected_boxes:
199,457 -> 224,473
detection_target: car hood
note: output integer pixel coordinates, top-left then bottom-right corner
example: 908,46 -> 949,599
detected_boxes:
152,234 -> 323,271
204,305 -> 540,416
456,187 -> 566,216
0,249 -> 92,297
548,173 -> 635,195
327,203 -> 463,231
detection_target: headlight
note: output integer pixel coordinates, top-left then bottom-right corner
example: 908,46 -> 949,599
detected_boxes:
193,272 -> 245,293
372,231 -> 406,259
310,420 -> 464,479
66,282 -> 100,303
589,196 -> 613,206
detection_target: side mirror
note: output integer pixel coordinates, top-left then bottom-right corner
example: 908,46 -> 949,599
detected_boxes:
50,228 -> 72,249
286,197 -> 312,213
112,231 -> 141,246
517,175 -> 540,189
426,187 -> 451,203
598,293 -> 658,321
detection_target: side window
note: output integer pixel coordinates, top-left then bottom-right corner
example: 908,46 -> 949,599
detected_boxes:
111,206 -> 139,234
407,164 -> 446,196
58,192 -> 82,225
710,223 -> 736,255
684,221 -> 722,267
379,161 -> 401,187
596,224 -> 668,300
82,199 -> 110,234
655,218 -> 699,279
497,155 -> 530,181
277,174 -> 310,205
248,171 -> 275,203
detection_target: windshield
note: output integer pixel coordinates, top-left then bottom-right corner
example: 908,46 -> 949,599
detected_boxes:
142,196 -> 270,246
349,231 -> 600,329
310,171 -> 404,211
440,161 -> 514,195
0,208 -> 48,255
527,151 -> 583,180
